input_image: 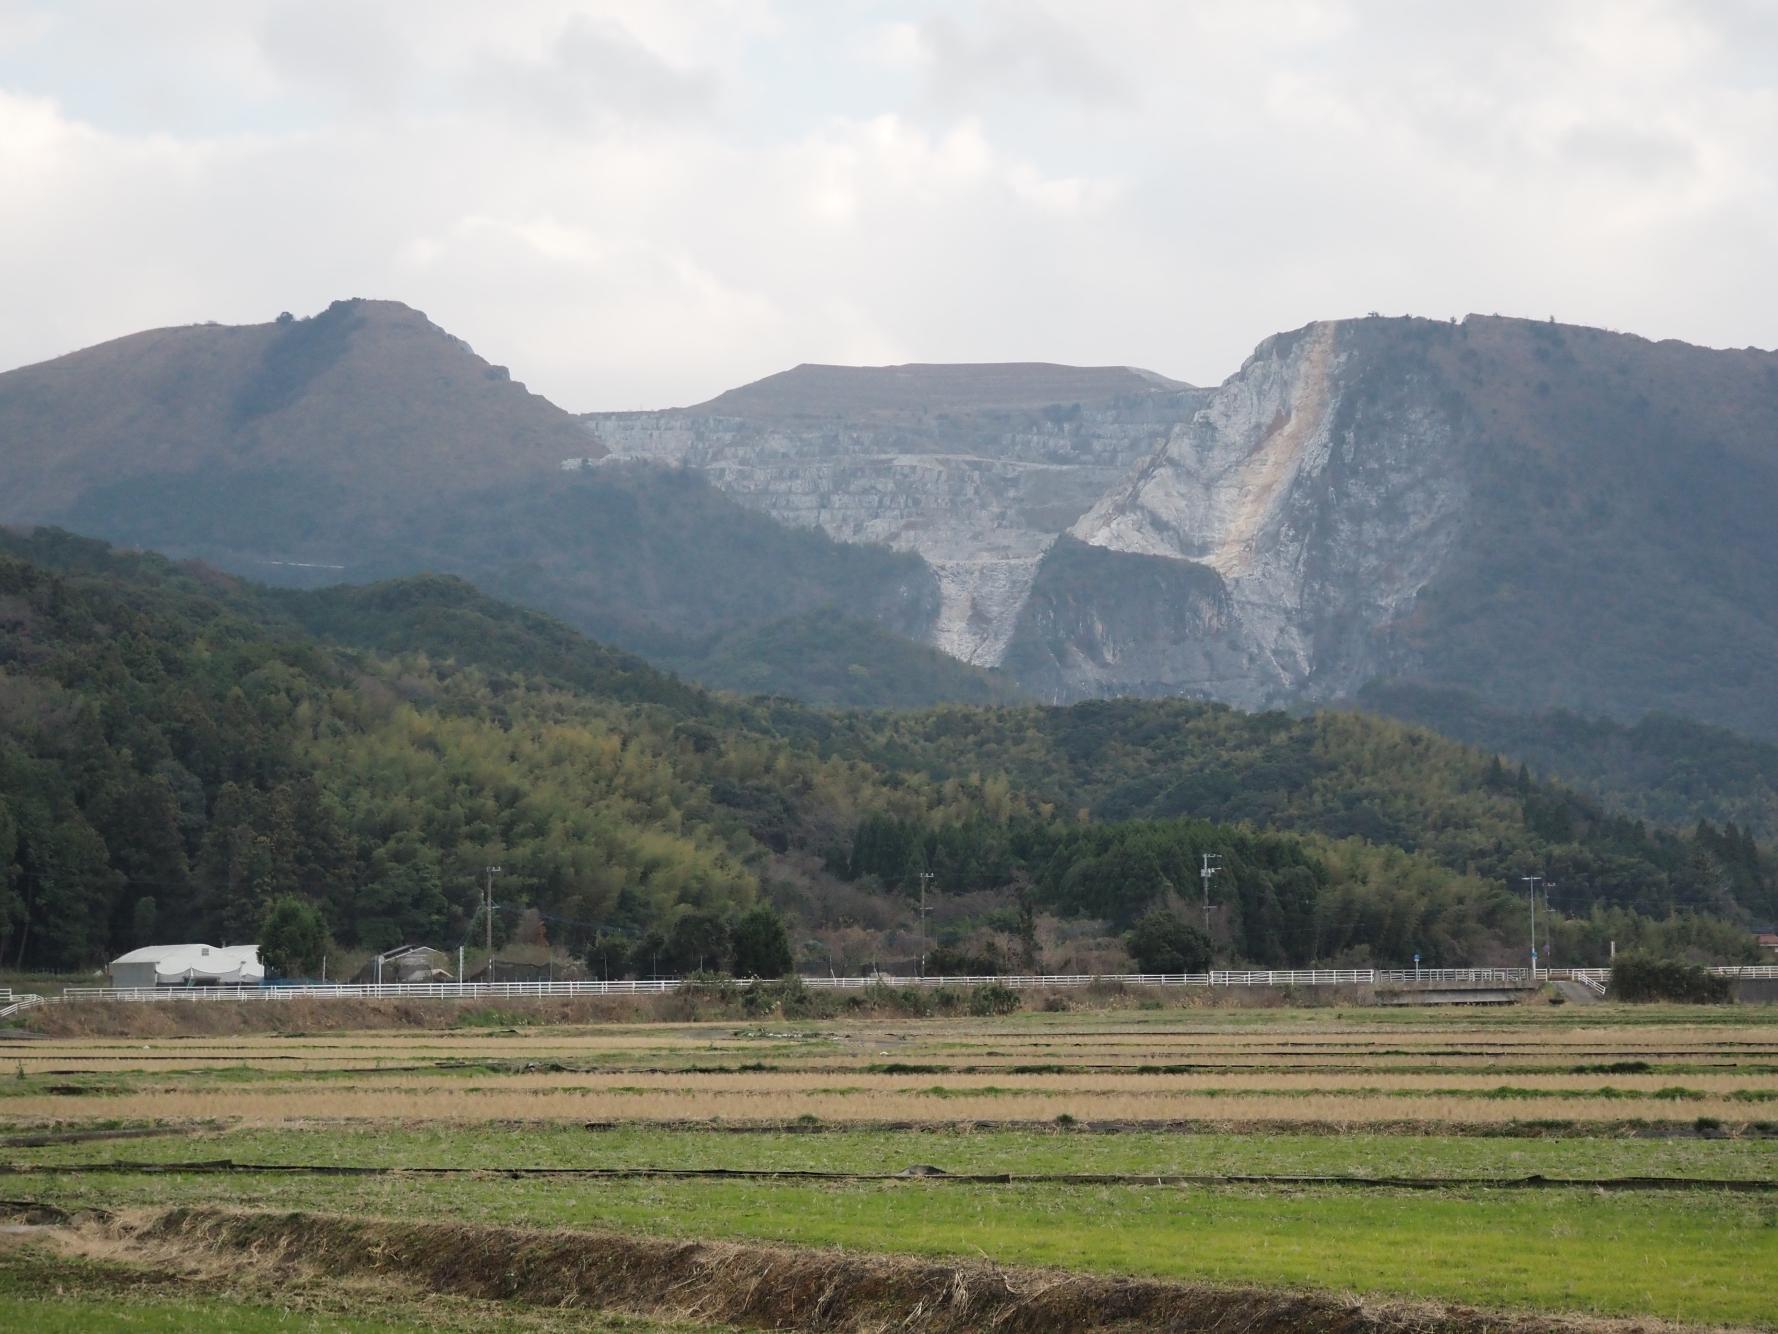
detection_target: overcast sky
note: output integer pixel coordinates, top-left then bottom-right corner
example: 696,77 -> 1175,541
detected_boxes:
3,1 -> 1775,409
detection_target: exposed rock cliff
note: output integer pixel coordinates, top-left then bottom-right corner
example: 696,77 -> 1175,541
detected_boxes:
1061,319 -> 1467,705
581,364 -> 1203,664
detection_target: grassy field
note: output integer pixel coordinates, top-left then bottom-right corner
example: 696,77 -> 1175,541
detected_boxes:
0,1246 -> 720,1332
4,998 -> 1776,1329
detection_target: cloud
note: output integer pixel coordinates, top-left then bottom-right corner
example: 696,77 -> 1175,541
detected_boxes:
461,14 -> 718,130
0,0 -> 1774,411
908,5 -> 1131,112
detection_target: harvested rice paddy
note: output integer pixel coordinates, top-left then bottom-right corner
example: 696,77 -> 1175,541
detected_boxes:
3,997 -> 1776,1329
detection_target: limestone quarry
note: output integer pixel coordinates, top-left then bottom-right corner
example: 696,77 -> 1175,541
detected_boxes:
579,363 -> 1201,667
579,325 -> 1469,704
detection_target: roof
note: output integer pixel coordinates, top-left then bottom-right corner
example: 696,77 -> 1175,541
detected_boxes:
109,943 -> 264,984
112,943 -> 227,964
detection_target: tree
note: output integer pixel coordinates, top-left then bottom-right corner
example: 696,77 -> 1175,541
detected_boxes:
11,809 -> 119,969
260,895 -> 328,978
0,795 -> 22,963
631,929 -> 668,979
1126,909 -> 1212,973
585,931 -> 630,981
731,904 -> 793,978
665,909 -> 731,974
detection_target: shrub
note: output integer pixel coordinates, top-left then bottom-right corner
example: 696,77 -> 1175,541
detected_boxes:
1611,953 -> 1732,1003
1126,910 -> 1211,973
969,982 -> 1021,1016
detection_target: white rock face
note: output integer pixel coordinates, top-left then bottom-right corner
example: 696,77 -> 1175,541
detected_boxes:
580,334 -> 1466,702
1069,321 -> 1467,704
581,394 -> 1192,665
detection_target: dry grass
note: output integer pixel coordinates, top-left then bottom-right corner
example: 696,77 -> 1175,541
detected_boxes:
6,1013 -> 1773,1130
298,1069 -> 1776,1095
36,1203 -> 1712,1334
5,1086 -> 1768,1127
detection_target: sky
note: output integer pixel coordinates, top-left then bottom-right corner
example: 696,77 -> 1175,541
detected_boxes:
2,0 -> 1776,410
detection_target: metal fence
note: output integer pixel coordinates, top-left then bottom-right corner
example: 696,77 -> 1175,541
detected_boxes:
31,965 -> 1657,1005
25,963 -> 1775,1009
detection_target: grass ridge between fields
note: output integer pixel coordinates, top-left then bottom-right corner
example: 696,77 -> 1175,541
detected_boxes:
2,1202 -> 1713,1334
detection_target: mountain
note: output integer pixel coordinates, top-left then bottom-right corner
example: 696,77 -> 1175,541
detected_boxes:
582,362 -> 1204,666
0,303 -> 972,704
9,303 -> 1778,733
0,299 -> 593,573
687,361 -> 1190,418
591,317 -> 1778,739
1061,316 -> 1778,736
1,528 -> 1765,975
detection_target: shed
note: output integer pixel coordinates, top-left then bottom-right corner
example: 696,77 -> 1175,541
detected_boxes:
353,945 -> 452,984
467,958 -> 553,983
109,944 -> 266,989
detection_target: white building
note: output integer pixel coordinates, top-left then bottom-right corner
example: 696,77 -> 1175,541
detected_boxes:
108,944 -> 266,989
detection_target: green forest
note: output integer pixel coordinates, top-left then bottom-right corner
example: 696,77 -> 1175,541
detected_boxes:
0,528 -> 1767,975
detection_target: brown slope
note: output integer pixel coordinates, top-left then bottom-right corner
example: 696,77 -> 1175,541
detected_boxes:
0,298 -> 598,522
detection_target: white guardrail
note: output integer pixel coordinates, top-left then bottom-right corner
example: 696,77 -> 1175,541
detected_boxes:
8,964 -> 1770,1011
0,993 -> 46,1019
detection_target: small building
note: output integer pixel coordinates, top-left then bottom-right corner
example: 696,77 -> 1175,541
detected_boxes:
353,945 -> 452,984
109,944 -> 266,989
467,958 -> 553,983
1754,930 -> 1778,955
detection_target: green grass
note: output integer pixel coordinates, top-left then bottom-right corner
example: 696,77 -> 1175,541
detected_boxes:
0,1294 -> 431,1333
0,1248 -> 716,1332
14,1168 -> 1778,1325
15,1123 -> 1778,1180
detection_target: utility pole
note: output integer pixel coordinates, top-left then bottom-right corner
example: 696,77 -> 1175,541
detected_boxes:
1541,882 -> 1557,967
1520,875 -> 1542,974
918,871 -> 934,978
484,865 -> 502,979
1200,854 -> 1223,938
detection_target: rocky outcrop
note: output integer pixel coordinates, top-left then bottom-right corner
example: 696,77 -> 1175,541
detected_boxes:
1065,320 -> 1468,705
1000,538 -> 1249,702
584,330 -> 1471,704
580,365 -> 1203,665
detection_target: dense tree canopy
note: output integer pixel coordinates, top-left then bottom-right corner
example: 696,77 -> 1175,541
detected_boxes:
0,528 -> 1766,974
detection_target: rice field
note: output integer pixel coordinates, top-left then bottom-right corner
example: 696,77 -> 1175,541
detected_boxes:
3,997 -> 1776,1329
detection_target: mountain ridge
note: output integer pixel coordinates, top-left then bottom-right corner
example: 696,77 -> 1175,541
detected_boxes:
8,299 -> 1778,737
683,360 -> 1192,418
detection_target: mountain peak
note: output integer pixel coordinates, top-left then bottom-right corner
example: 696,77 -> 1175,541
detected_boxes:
686,361 -> 1191,418
0,299 -> 596,537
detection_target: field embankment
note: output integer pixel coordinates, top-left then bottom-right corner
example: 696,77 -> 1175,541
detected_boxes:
3,1201 -> 1723,1333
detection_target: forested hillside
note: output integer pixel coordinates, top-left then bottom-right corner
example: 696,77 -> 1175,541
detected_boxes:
774,699 -> 1778,931
0,529 -> 1765,975
1358,681 -> 1778,842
